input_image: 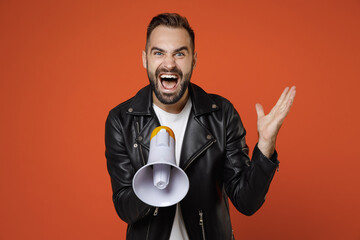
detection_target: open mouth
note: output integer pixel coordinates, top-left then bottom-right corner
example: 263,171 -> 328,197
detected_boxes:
159,73 -> 179,90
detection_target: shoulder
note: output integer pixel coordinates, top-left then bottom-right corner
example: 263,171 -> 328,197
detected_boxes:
190,83 -> 235,113
108,97 -> 133,118
209,93 -> 233,108
107,85 -> 152,119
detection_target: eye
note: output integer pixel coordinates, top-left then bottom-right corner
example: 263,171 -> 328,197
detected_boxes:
153,51 -> 163,56
154,52 -> 163,56
175,52 -> 185,57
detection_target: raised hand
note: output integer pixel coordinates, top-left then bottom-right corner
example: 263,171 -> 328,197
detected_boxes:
255,86 -> 296,158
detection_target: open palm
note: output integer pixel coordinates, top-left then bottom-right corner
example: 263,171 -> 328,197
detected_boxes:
256,86 -> 296,158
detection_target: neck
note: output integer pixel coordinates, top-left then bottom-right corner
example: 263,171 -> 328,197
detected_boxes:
153,89 -> 189,114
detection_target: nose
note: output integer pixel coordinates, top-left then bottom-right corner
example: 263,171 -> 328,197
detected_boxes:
163,54 -> 176,70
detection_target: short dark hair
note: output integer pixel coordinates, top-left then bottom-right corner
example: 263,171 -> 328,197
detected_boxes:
146,13 -> 195,52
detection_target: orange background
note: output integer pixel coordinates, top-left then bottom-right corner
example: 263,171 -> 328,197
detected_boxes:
1,0 -> 359,239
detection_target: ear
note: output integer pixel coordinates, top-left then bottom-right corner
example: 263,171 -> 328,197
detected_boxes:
142,50 -> 147,69
193,52 -> 197,69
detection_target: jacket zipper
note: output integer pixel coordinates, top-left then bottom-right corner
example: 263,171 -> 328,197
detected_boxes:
135,121 -> 146,165
153,207 -> 159,216
145,208 -> 159,240
199,210 -> 206,240
135,120 -> 151,240
183,139 -> 216,171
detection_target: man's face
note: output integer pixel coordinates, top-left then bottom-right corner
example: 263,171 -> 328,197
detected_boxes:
142,26 -> 197,105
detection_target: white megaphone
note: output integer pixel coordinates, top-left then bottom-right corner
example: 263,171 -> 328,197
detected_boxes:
132,126 -> 189,207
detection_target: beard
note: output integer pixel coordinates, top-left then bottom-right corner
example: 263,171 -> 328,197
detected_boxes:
147,64 -> 193,105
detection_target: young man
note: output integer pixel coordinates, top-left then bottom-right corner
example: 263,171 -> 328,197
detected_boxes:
106,13 -> 296,240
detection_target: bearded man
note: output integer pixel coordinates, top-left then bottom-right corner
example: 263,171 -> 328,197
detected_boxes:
105,13 -> 296,240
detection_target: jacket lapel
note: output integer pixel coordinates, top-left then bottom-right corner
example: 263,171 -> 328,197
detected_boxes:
179,111 -> 215,169
179,84 -> 219,169
127,85 -> 159,165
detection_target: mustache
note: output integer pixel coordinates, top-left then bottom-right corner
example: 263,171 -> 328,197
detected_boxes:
155,67 -> 183,79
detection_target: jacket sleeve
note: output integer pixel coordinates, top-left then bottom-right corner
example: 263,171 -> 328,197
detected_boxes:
223,102 -> 279,216
105,111 -> 152,224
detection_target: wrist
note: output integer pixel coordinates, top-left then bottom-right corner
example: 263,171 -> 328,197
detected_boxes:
257,138 -> 276,158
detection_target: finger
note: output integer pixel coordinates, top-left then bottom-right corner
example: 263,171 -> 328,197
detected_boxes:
281,86 -> 296,111
285,86 -> 296,102
255,103 -> 265,119
269,87 -> 290,115
276,86 -> 295,112
274,87 -> 290,108
285,86 -> 296,109
278,86 -> 296,117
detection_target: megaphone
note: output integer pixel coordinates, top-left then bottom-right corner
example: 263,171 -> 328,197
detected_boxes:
132,126 -> 189,207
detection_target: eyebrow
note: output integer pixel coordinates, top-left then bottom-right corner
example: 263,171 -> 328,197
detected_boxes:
150,47 -> 165,53
150,46 -> 189,53
174,46 -> 189,53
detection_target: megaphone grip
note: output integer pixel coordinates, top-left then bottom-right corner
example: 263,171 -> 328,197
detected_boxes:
156,129 -> 170,147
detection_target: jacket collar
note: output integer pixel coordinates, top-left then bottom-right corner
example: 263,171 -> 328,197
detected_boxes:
127,83 -> 219,116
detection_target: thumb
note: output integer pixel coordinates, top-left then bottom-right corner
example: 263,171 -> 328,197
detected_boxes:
255,103 -> 265,119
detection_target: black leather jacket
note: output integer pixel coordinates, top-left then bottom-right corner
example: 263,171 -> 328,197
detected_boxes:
105,83 -> 279,240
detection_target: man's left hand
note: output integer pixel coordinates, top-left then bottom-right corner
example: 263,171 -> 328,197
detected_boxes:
255,86 -> 296,158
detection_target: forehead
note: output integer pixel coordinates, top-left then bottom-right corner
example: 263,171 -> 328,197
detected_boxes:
148,26 -> 192,51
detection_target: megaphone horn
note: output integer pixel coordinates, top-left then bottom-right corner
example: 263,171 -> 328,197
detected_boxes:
132,126 -> 190,207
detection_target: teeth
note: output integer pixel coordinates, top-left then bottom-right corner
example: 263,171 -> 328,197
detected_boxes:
160,74 -> 178,79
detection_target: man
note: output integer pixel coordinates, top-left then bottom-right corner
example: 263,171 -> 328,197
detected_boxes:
105,13 -> 296,240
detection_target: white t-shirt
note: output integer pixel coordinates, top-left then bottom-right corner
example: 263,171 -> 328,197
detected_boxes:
153,98 -> 192,240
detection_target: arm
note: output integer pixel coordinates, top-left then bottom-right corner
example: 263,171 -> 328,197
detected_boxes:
105,111 -> 152,224
223,103 -> 279,216
224,86 -> 296,215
